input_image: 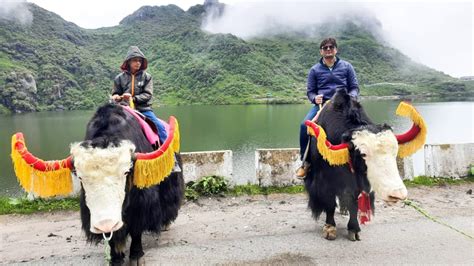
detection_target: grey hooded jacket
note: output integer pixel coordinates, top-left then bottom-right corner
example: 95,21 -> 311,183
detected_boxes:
112,46 -> 153,111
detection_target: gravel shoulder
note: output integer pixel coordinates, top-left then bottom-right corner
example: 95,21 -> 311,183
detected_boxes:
1,184 -> 473,265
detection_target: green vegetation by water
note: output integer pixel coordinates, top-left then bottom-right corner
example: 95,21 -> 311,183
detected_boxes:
1,2 -> 472,113
1,175 -> 473,215
404,175 -> 474,187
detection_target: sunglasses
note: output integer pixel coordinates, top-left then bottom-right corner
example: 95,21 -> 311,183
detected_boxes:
321,45 -> 335,50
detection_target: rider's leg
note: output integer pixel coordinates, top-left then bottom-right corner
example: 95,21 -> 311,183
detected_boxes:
140,110 -> 181,172
297,105 -> 320,177
140,110 -> 168,145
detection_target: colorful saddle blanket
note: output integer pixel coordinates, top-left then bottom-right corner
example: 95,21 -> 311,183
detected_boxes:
121,105 -> 169,148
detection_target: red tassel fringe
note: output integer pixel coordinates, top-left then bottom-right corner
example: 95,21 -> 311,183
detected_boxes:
358,191 -> 372,225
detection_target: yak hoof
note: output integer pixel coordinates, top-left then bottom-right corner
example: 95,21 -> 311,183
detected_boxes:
322,224 -> 337,240
162,223 -> 171,231
348,231 -> 361,241
129,257 -> 145,266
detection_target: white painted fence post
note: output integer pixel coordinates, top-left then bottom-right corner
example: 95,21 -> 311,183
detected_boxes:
181,150 -> 233,183
425,143 -> 474,178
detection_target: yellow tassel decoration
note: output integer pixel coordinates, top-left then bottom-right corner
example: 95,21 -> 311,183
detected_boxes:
11,134 -> 72,198
307,124 -> 350,166
395,102 -> 427,158
133,118 -> 181,188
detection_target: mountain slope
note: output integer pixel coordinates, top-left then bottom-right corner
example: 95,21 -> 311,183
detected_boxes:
0,2 -> 469,113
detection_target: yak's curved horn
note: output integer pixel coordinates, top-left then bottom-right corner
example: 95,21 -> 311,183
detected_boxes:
305,120 -> 350,165
11,133 -> 73,197
133,116 -> 180,188
395,102 -> 427,158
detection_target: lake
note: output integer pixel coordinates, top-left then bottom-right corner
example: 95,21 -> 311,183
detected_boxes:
1,100 -> 473,196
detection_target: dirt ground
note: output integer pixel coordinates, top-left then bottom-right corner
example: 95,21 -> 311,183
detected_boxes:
1,183 -> 473,265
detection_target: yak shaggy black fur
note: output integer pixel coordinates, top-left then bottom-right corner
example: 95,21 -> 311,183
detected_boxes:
304,89 -> 384,240
78,104 -> 184,264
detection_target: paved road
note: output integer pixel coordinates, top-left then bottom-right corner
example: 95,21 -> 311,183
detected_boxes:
1,184 -> 473,265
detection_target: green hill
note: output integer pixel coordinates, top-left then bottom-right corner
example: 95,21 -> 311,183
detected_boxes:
0,1 -> 470,113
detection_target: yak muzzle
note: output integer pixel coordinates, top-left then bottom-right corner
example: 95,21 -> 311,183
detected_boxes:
91,219 -> 124,234
384,187 -> 408,205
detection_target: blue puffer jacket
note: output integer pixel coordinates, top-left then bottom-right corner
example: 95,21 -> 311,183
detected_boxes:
306,57 -> 359,104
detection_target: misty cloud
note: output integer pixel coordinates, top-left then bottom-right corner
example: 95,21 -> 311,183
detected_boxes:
202,1 -> 472,78
0,0 -> 33,25
202,2 -> 372,39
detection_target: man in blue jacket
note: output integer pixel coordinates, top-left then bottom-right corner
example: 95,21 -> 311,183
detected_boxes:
296,37 -> 360,177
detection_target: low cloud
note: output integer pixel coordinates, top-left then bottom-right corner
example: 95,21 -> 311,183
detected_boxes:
0,0 -> 33,25
202,2 -> 373,39
202,1 -> 472,77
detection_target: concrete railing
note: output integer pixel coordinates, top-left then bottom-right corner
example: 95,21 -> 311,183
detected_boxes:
425,143 -> 473,178
254,148 -> 415,187
179,143 -> 473,186
255,148 -> 302,186
181,150 -> 233,183
70,143 -> 471,194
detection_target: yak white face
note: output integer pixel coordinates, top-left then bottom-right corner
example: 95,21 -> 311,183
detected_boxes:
70,141 -> 135,234
351,130 -> 408,203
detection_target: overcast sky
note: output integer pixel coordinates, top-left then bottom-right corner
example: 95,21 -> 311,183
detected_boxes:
3,0 -> 473,77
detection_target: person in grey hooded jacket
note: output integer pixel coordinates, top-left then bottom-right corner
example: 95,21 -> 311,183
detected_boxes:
112,46 -> 167,144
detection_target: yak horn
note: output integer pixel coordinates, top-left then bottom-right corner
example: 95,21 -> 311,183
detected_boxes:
133,116 -> 180,188
305,120 -> 350,166
11,133 -> 73,197
395,102 -> 427,158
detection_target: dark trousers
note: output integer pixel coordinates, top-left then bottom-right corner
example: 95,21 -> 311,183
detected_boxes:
299,105 -> 320,160
141,110 -> 168,145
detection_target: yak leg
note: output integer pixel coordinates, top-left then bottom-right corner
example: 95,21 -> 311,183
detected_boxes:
347,197 -> 361,241
322,197 -> 337,240
129,232 -> 145,266
109,238 -> 126,266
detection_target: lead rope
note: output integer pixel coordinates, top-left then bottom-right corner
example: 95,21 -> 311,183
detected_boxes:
403,199 -> 473,240
103,232 -> 113,263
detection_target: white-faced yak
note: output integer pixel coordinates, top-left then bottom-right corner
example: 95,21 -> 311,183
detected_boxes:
11,103 -> 185,265
303,89 -> 426,241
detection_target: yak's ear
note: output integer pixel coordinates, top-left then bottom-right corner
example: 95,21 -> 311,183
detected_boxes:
380,123 -> 393,131
332,89 -> 350,110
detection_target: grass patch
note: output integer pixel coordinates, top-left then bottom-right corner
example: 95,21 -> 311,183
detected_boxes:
0,197 -> 80,215
187,175 -> 229,198
185,176 -> 305,200
404,175 -> 474,187
228,184 -> 305,196
2,176 -> 473,215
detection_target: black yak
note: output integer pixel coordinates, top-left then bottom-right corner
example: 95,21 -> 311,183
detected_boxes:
11,103 -> 184,265
303,89 -> 426,241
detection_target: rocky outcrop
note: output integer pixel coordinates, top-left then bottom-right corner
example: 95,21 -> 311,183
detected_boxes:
1,71 -> 38,113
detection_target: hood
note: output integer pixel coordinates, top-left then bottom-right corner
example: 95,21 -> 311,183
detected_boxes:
120,46 -> 148,72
